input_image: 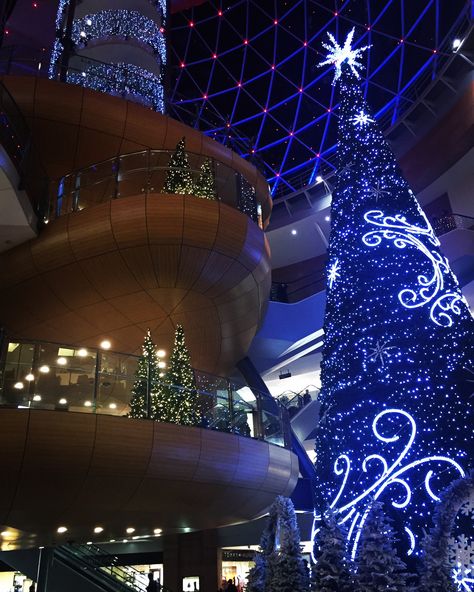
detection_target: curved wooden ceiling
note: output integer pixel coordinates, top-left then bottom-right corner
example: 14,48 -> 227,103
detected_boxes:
0,408 -> 299,548
0,194 -> 271,374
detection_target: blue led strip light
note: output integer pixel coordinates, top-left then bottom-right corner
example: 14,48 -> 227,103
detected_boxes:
169,1 -> 468,194
312,29 -> 474,585
72,11 -> 167,65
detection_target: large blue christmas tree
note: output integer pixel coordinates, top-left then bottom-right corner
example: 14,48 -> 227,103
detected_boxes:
313,29 -> 474,577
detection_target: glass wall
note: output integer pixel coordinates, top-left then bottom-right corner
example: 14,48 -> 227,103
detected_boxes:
54,149 -> 262,228
0,339 -> 290,448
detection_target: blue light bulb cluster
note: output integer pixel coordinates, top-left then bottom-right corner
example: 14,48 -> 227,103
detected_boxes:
313,33 -> 474,581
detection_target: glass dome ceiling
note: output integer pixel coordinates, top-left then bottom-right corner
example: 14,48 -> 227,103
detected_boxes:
169,0 -> 470,197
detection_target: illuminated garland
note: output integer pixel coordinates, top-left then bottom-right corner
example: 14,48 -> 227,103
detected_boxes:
72,11 -> 166,65
311,408 -> 465,561
67,62 -> 164,112
362,210 -> 470,327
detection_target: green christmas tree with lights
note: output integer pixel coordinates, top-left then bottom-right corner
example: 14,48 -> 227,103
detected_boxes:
153,324 -> 201,426
163,136 -> 194,194
193,158 -> 217,199
129,329 -> 161,419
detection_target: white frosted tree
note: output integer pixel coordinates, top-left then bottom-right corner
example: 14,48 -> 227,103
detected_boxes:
311,508 -> 353,592
355,501 -> 412,592
267,496 -> 309,592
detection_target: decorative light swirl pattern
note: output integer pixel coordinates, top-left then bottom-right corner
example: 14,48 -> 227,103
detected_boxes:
362,210 -> 469,327
312,408 -> 466,562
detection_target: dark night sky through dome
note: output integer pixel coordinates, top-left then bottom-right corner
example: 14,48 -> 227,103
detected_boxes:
5,0 -> 471,196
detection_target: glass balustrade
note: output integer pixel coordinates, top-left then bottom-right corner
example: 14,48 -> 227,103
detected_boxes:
0,338 -> 289,448
52,149 -> 262,227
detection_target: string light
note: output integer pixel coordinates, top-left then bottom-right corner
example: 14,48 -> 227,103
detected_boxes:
314,29 -> 474,579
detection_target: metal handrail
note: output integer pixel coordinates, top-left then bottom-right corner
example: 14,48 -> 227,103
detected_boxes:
53,147 -> 261,227
0,336 -> 291,448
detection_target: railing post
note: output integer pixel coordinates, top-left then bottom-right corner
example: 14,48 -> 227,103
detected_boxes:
227,379 -> 235,432
254,392 -> 264,441
93,350 -> 100,413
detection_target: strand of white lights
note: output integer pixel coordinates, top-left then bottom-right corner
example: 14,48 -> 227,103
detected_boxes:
72,11 -> 166,65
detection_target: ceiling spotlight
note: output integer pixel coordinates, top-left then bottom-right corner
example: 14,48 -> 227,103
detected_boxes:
156,349 -> 166,358
25,373 -> 35,381
59,398 -> 67,405
94,527 -> 104,534
57,357 -> 67,366
325,215 -> 331,222
126,527 -> 135,534
1,530 -> 11,537
33,395 -> 42,402
57,526 -> 68,534
291,229 -> 297,236
14,382 -> 24,390
39,365 -> 50,373
100,340 -> 111,350
452,38 -> 461,50
154,528 -> 162,535
316,175 -> 323,184
84,401 -> 92,407
77,348 -> 88,357
108,403 -> 117,409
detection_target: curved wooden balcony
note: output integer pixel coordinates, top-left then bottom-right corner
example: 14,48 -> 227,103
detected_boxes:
0,408 -> 299,548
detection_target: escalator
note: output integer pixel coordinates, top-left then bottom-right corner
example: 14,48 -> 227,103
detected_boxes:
1,542 -> 160,592
237,357 -> 317,511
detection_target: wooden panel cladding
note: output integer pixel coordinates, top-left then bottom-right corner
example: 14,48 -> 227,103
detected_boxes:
0,195 -> 271,375
0,409 -> 299,548
1,76 -> 272,227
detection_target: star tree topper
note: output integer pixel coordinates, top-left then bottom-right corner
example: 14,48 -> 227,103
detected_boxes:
318,27 -> 371,84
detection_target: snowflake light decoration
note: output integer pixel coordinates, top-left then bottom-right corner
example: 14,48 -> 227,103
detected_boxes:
328,259 -> 341,289
368,339 -> 396,367
318,27 -> 371,84
351,110 -> 375,126
369,181 -> 390,202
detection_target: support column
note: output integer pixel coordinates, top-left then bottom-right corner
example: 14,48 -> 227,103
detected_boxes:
163,530 -> 221,592
36,547 -> 53,592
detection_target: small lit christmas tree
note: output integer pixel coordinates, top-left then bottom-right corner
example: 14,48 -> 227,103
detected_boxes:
129,329 -> 161,419
354,501 -> 412,592
311,508 -> 353,592
267,496 -> 309,592
163,137 -> 194,194
153,324 -> 201,426
193,158 -> 216,199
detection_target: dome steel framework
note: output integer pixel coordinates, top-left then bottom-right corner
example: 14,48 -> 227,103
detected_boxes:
169,0 -> 470,197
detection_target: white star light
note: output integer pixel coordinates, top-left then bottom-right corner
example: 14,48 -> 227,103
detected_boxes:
318,27 -> 371,84
369,181 -> 390,202
328,259 -> 340,289
368,340 -> 396,367
351,110 -> 375,126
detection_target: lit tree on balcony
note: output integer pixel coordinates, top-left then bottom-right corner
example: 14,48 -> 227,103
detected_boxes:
129,329 -> 161,419
163,136 -> 194,194
193,158 -> 217,200
312,27 -> 474,576
154,324 -> 201,426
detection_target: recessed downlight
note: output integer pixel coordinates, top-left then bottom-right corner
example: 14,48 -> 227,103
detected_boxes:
126,527 -> 135,534
94,527 -> 104,534
57,526 -> 68,534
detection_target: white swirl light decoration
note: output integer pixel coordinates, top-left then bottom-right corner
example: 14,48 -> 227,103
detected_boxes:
362,210 -> 469,327
312,408 -> 465,562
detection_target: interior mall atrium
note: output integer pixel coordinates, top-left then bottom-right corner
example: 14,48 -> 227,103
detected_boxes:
0,0 -> 472,591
